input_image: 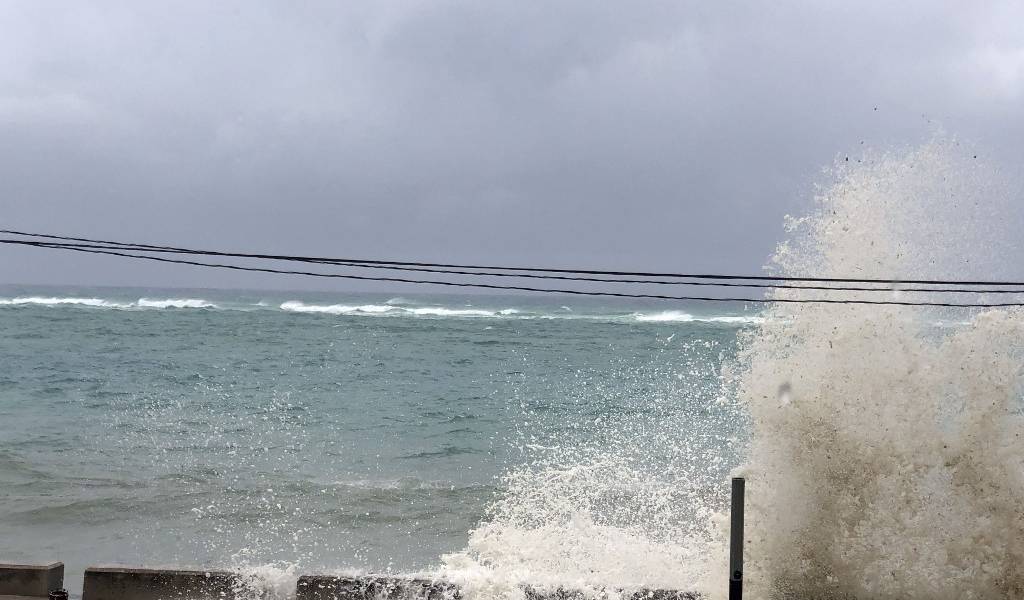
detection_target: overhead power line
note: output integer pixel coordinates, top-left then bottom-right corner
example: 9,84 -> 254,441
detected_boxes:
4,237 -> 1023,295
3,231 -> 1024,308
11,241 -> 1024,307
5,227 -> 1024,288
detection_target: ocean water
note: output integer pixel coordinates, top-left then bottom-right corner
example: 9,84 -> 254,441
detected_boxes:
0,287 -> 752,596
5,138 -> 1024,600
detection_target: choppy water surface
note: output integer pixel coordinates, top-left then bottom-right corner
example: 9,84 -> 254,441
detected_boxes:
0,289 -> 748,595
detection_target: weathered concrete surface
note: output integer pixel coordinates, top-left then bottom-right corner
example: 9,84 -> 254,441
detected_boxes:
296,576 -> 460,600
83,567 -> 241,600
522,587 -> 701,600
76,569 -> 701,600
296,576 -> 702,600
0,563 -> 64,597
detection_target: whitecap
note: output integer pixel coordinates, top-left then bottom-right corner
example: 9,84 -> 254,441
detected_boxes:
633,310 -> 695,322
279,301 -> 394,315
0,296 -> 133,308
136,298 -> 217,309
407,307 -> 496,317
633,310 -> 762,325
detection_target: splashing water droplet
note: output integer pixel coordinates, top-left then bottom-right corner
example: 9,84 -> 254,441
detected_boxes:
777,382 -> 793,406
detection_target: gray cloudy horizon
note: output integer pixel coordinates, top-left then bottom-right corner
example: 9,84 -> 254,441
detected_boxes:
2,1 -> 1023,292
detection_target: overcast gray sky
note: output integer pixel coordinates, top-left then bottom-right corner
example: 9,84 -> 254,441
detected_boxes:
1,1 -> 1022,291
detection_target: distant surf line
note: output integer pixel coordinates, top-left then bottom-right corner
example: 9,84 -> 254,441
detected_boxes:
0,296 -> 761,325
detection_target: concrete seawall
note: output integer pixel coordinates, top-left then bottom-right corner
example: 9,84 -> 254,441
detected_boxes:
82,567 -> 241,600
296,576 -> 460,600
3,564 -> 701,600
522,589 -> 698,600
0,562 -> 64,599
296,576 -> 700,600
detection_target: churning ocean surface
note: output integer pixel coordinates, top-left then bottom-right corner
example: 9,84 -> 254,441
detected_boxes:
0,285 -> 753,594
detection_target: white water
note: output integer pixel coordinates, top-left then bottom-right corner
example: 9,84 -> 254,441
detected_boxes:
438,139 -> 1024,600
634,310 -> 763,325
0,296 -> 133,308
136,298 -> 217,309
0,296 -> 761,326
0,296 -> 216,309
730,139 -> 1024,599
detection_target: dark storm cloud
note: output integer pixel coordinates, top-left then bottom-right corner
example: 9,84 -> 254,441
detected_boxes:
1,1 -> 1022,289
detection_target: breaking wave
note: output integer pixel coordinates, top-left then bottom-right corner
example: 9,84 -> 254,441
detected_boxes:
407,307 -> 497,318
0,296 -> 132,308
633,310 -> 763,325
0,297 -> 759,326
279,301 -> 757,325
279,302 -> 517,318
279,301 -> 395,315
440,139 -> 1024,600
0,297 -> 218,310
136,298 -> 217,309
730,139 -> 1024,599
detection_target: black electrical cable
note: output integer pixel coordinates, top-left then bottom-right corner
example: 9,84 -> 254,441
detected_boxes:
3,234 -> 1024,296
14,240 -> 1024,308
5,228 -> 1024,287
4,238 -> 1017,294
6,238 -> 1024,295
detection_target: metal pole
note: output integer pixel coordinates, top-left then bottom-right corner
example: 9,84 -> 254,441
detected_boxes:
729,477 -> 745,600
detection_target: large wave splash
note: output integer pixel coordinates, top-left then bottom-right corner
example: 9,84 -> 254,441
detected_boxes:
441,139 -> 1024,600
731,139 -> 1024,599
439,338 -> 740,599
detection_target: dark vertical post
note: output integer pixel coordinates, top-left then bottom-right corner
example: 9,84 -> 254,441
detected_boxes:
729,477 -> 745,600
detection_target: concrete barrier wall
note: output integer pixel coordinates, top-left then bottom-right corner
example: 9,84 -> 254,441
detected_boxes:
296,576 -> 460,600
297,576 -> 701,600
0,562 -> 64,597
4,565 -> 700,600
521,588 -> 699,600
83,567 -> 241,600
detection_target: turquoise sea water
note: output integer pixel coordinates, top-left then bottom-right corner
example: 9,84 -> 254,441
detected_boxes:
0,285 -> 752,594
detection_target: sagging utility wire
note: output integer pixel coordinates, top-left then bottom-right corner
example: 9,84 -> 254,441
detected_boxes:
4,229 -> 1024,295
7,237 -> 1024,295
4,235 -> 1024,308
6,227 -> 1024,287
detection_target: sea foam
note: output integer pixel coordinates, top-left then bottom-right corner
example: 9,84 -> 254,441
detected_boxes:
1,295 -> 759,326
729,139 -> 1024,599
280,302 -> 506,318
137,298 -> 217,309
280,301 -> 396,315
0,296 -> 133,308
0,297 -> 219,310
634,311 -> 762,325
